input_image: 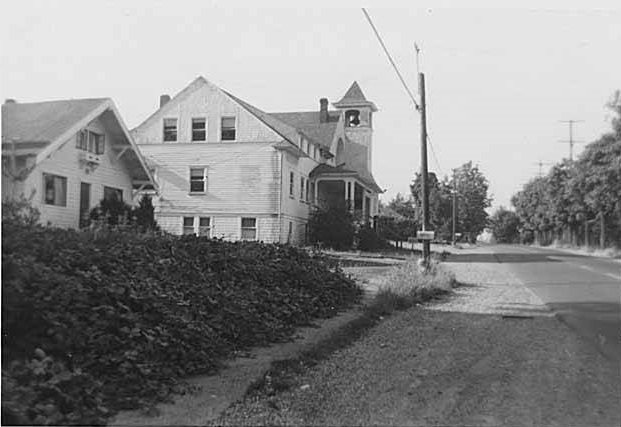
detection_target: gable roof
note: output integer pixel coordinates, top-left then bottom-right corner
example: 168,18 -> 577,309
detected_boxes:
270,111 -> 340,149
2,98 -> 108,148
223,91 -> 302,146
2,98 -> 156,187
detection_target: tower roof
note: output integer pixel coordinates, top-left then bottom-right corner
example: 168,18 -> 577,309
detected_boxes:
333,81 -> 377,111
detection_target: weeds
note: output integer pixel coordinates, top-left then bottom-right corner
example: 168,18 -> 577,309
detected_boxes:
369,259 -> 456,316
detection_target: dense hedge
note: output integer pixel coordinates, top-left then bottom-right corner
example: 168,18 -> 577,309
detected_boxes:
1,220 -> 361,425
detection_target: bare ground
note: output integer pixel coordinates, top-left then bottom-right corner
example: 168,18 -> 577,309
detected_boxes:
209,261 -> 621,426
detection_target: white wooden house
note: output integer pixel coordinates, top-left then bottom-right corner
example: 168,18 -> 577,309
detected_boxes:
1,98 -> 156,228
132,76 -> 382,244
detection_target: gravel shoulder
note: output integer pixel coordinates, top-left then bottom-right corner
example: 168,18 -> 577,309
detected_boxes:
210,259 -> 621,426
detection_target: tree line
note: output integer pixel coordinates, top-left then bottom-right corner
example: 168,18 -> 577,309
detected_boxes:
378,161 -> 492,245
493,91 -> 621,248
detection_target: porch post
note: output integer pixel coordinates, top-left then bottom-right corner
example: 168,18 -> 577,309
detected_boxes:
361,189 -> 367,223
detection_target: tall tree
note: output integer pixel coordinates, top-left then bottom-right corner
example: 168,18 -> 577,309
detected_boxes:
452,162 -> 492,242
410,172 -> 453,240
489,206 -> 520,243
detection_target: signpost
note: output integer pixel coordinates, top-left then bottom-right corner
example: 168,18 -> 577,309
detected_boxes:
416,231 -> 435,241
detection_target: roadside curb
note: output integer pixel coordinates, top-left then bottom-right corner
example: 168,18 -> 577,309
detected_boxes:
109,296 -> 374,426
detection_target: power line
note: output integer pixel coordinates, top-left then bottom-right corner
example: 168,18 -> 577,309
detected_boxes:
558,119 -> 584,161
361,9 -> 444,178
361,8 -> 420,111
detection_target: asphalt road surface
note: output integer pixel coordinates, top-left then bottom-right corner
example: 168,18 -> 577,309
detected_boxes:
448,245 -> 621,362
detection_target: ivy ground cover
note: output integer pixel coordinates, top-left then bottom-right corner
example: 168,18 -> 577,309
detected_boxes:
1,221 -> 362,425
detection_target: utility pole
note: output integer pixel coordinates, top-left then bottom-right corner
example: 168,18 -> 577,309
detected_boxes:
558,120 -> 584,161
419,72 -> 431,264
533,161 -> 552,177
452,170 -> 457,246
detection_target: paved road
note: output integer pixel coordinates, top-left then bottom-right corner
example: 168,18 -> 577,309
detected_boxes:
447,244 -> 621,361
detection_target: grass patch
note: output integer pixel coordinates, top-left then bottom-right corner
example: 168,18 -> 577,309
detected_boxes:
368,259 -> 456,316
244,259 -> 456,401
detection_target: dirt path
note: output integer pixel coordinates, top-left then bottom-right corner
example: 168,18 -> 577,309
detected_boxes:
210,260 -> 621,426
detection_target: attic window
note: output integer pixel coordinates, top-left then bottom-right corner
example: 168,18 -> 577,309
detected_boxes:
163,118 -> 177,142
221,117 -> 236,141
345,110 -> 360,127
76,130 -> 105,154
192,118 -> 206,141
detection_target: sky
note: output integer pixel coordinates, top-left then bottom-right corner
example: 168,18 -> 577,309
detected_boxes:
2,0 -> 620,211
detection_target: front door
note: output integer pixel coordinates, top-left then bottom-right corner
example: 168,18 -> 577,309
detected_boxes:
79,182 -> 91,228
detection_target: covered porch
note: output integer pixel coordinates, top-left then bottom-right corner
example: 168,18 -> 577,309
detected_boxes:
313,177 -> 377,224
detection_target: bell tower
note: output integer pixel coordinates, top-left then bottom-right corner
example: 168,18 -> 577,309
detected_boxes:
333,81 -> 378,171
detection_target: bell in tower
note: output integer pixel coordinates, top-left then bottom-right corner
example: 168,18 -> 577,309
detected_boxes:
333,81 -> 378,171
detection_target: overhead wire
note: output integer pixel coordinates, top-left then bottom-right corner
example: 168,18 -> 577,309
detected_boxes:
362,8 -> 445,176
361,8 -> 420,111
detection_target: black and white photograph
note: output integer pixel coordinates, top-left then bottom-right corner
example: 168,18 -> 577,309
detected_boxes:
1,0 -> 620,425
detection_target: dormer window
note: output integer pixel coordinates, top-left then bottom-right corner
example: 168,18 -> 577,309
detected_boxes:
345,110 -> 360,127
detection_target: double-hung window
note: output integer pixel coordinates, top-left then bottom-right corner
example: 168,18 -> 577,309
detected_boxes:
182,217 -> 195,235
183,216 -> 212,236
221,117 -> 236,141
190,167 -> 207,193
43,173 -> 67,206
198,217 -> 211,236
289,172 -> 295,197
241,217 -> 257,240
163,118 -> 177,142
192,118 -> 206,141
300,177 -> 305,200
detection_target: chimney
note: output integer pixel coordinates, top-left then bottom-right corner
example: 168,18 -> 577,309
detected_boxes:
159,94 -> 171,108
4,99 -> 16,105
319,98 -> 329,123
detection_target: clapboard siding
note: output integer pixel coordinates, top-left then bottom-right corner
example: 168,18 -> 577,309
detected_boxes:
133,78 -> 283,145
140,142 -> 280,216
15,117 -> 135,228
156,213 -> 280,242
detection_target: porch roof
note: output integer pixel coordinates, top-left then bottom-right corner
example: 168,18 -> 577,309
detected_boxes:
310,163 -> 382,193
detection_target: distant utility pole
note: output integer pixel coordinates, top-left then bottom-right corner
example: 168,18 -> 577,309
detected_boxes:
452,172 -> 457,246
558,120 -> 584,161
419,72 -> 431,264
533,161 -> 552,177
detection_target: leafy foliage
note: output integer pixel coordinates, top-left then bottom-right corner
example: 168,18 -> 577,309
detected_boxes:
2,219 -> 361,424
308,202 -> 355,250
511,91 -> 621,247
410,162 -> 491,242
356,225 -> 392,252
489,207 -> 520,243
89,195 -> 160,232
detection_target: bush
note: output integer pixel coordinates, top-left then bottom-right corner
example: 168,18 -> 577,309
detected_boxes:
370,259 -> 455,315
356,225 -> 392,252
2,221 -> 362,424
308,203 -> 355,250
89,195 -> 160,232
2,197 -> 40,227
